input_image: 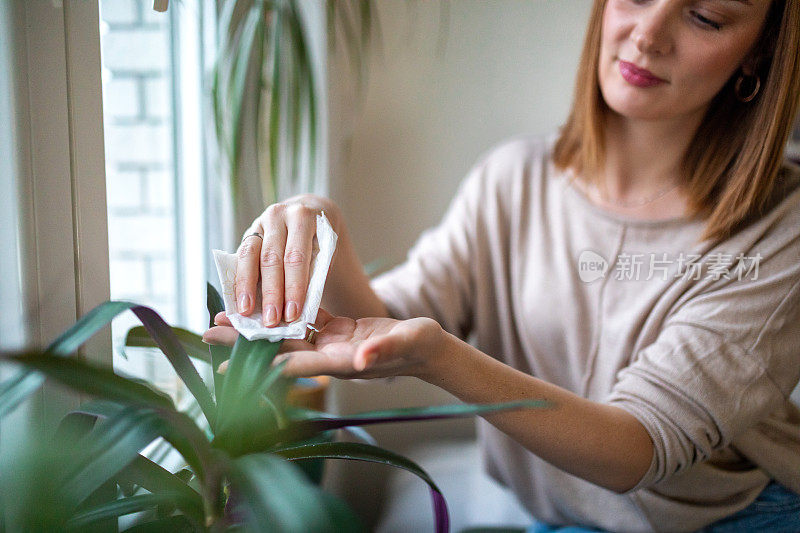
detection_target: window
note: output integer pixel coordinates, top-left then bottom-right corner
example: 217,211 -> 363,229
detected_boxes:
99,0 -> 213,399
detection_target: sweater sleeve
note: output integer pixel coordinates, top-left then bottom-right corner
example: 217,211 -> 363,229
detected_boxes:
605,229 -> 800,493
369,159 -> 492,340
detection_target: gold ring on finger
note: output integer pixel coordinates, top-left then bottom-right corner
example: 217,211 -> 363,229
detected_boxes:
241,232 -> 264,244
304,323 -> 319,344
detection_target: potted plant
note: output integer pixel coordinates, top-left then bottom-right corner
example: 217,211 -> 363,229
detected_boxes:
0,284 -> 550,532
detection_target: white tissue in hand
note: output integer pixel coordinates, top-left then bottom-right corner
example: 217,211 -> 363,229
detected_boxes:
212,211 -> 338,341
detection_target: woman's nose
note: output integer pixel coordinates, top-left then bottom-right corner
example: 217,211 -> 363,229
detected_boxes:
631,4 -> 674,55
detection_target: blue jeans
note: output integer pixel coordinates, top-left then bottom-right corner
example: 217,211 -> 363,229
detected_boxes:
524,480 -> 800,533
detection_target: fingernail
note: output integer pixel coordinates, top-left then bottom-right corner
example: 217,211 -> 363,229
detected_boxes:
355,352 -> 372,372
271,354 -> 291,367
265,305 -> 278,326
285,301 -> 298,322
238,293 -> 251,314
201,335 -> 209,345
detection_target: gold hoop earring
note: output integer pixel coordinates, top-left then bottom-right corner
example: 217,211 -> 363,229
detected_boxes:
735,73 -> 761,103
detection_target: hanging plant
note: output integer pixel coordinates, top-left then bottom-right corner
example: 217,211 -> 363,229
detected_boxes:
212,0 -> 377,208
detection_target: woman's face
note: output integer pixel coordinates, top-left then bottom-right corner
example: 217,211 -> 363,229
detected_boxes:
598,0 -> 772,122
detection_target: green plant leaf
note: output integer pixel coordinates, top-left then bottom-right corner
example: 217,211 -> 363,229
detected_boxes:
8,356 -> 217,515
318,490 -> 365,533
234,2 -> 264,171
287,3 -> 304,189
255,356 -> 289,399
207,283 -> 231,399
9,352 -> 173,410
0,407 -> 173,529
54,411 -> 99,443
76,402 -> 217,516
119,408 -> 223,525
124,326 -> 210,365
206,282 -> 225,327
226,453 -> 363,532
273,441 -> 449,533
61,406 -> 170,507
129,306 -> 216,429
67,493 -> 201,531
268,3 -> 282,186
155,409 -> 218,487
134,397 -> 214,480
215,0 -> 270,204
2,301 -> 216,424
74,399 -> 128,420
270,400 -> 554,446
253,1 -> 273,206
119,515 -> 197,532
331,0 -> 358,79
0,301 -> 140,416
285,407 -> 377,446
214,0 -> 245,186
115,455 -> 203,519
48,301 -> 140,356
0,368 -> 48,417
213,337 -> 284,455
212,0 -> 383,218
176,468 -> 194,485
2,432 -> 80,529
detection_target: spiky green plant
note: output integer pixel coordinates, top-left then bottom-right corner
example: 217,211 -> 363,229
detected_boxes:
0,283 -> 551,532
212,0 -> 377,208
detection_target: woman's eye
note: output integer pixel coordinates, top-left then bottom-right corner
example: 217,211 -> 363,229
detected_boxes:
691,11 -> 723,30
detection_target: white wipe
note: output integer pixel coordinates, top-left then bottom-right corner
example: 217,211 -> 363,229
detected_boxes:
212,211 -> 338,341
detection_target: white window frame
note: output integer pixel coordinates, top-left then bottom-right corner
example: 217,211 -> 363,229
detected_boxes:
0,0 -> 110,447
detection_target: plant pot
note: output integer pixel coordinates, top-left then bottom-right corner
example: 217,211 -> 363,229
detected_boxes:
287,375 -> 329,411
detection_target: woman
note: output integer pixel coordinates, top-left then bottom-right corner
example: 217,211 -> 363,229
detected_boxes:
203,0 -> 800,531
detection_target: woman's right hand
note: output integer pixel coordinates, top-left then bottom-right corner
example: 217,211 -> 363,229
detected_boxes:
236,194 -> 343,326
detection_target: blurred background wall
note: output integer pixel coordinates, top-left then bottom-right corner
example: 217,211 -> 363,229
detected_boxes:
325,1 -> 592,528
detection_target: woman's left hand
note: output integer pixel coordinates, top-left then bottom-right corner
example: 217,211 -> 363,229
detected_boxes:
202,309 -> 444,380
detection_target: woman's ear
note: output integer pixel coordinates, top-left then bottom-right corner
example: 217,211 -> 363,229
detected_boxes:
741,44 -> 773,76
740,55 -> 760,77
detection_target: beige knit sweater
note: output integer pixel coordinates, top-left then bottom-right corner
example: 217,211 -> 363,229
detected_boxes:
370,134 -> 800,532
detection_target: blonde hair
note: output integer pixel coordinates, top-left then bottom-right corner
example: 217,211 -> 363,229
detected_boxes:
553,0 -> 800,244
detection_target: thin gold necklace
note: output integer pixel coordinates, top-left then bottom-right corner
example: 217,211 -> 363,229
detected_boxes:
589,180 -> 680,208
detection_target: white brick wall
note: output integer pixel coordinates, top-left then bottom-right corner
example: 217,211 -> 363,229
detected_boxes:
100,0 -> 181,391
102,30 -> 171,72
106,169 -> 144,210
108,214 -> 176,254
105,123 -> 172,166
150,258 -> 177,299
144,169 -> 174,209
103,77 -> 139,119
99,0 -> 138,25
144,78 -> 171,119
110,258 -> 148,297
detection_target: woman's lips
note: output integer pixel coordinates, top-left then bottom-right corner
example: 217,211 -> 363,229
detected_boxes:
619,60 -> 666,88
